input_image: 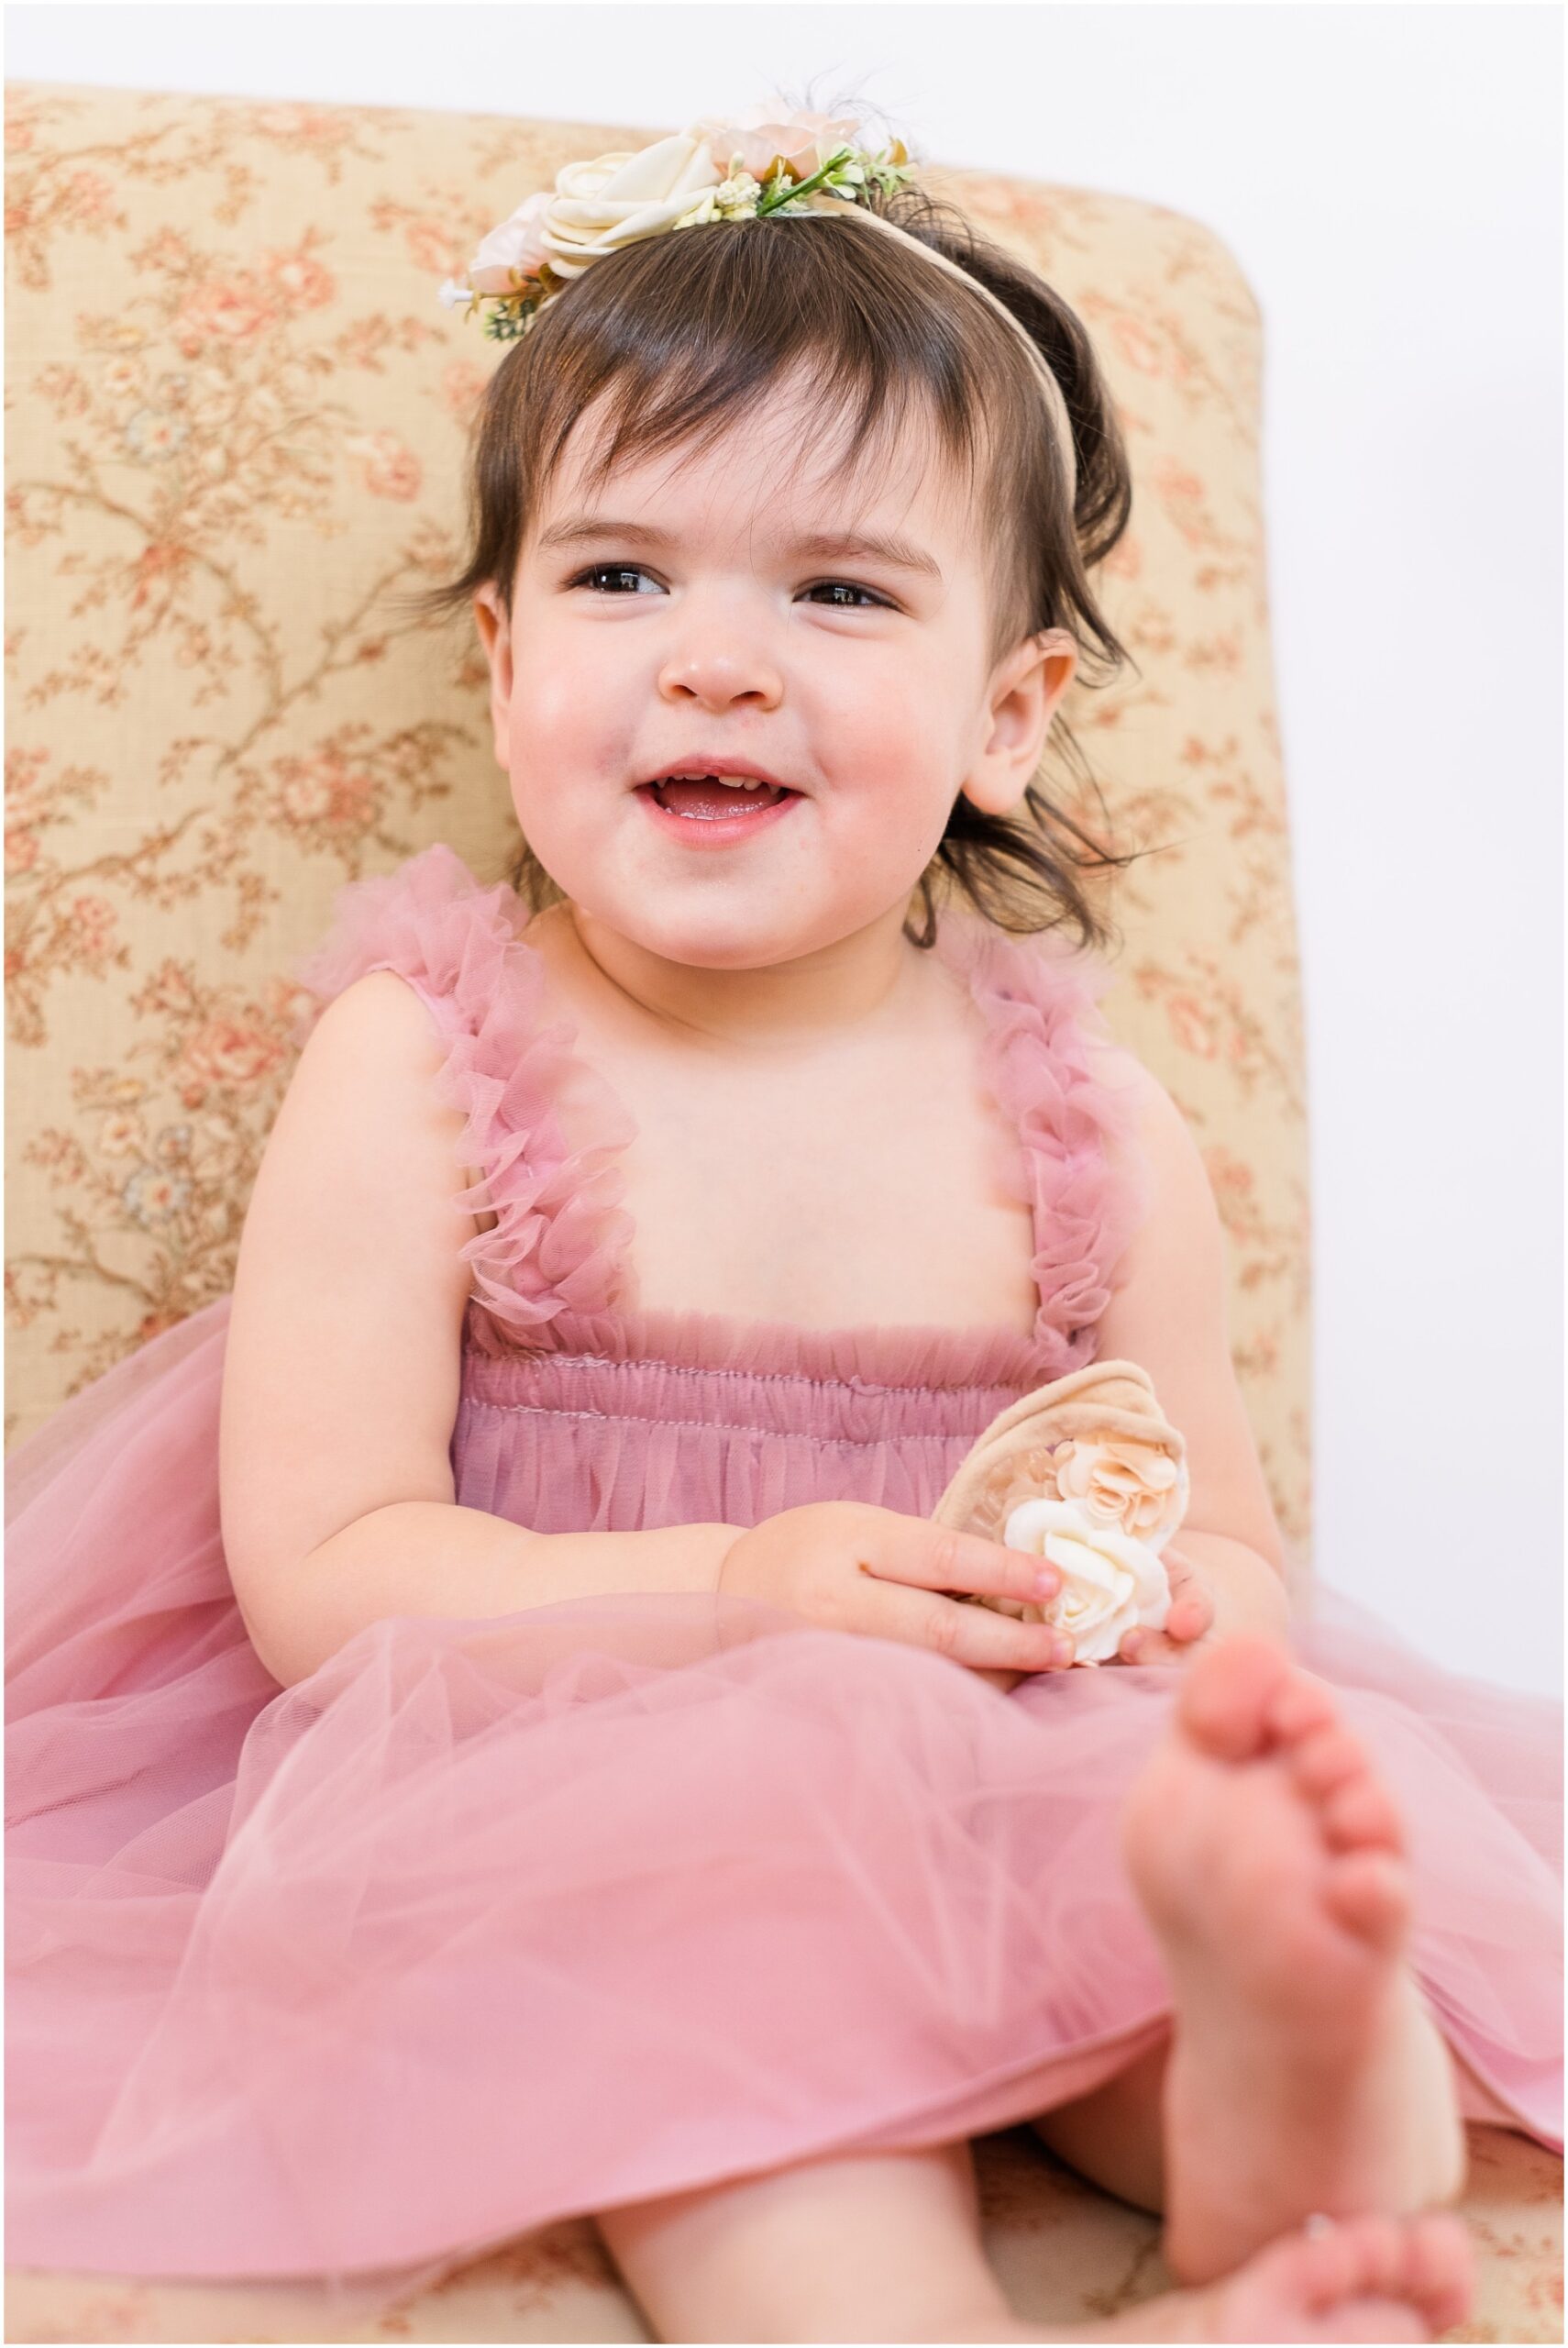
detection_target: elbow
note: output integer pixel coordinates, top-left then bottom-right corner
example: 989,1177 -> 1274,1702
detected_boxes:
236,1588 -> 320,1690
229,1543 -> 348,1691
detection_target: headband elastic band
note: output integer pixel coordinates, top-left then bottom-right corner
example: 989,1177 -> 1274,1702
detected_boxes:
798,193 -> 1078,512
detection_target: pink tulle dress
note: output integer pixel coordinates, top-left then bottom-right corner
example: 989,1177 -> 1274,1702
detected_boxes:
7,842 -> 1562,2317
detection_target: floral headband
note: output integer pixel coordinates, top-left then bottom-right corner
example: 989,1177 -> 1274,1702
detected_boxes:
437,102 -> 1077,505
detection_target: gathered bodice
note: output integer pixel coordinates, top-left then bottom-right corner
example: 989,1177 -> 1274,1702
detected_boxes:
289,843 -> 1152,1534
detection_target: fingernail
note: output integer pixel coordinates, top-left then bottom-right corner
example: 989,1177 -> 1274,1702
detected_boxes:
1051,1635 -> 1074,1667
1032,1567 -> 1057,1598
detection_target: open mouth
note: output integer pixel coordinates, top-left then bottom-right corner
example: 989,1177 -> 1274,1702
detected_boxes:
642,775 -> 796,820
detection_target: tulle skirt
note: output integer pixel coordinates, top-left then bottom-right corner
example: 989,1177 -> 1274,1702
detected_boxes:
6,1300 -> 1562,2320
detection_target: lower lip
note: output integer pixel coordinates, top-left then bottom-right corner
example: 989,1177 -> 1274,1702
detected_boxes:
635,784 -> 804,847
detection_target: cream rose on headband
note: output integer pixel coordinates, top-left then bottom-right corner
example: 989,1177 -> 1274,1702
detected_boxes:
1053,1436 -> 1189,1554
999,1498 -> 1173,1667
526,132 -> 730,280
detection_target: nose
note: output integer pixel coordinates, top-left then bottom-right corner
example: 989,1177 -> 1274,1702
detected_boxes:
657,608 -> 783,714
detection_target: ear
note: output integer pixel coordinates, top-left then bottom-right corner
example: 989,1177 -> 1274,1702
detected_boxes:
958,628 -> 1078,818
471,583 -> 513,770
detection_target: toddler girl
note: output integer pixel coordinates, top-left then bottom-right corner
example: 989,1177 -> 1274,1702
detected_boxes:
7,97 -> 1560,2345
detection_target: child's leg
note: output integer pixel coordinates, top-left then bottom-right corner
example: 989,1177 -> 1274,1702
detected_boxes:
1036,1637 -> 1466,2287
1030,2032 -> 1171,2213
1032,2029 -> 1507,2221
596,2144 -> 1475,2343
597,2138 -> 1030,2344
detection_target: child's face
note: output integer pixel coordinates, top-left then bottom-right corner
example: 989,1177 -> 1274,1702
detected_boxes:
474,374 -> 1077,971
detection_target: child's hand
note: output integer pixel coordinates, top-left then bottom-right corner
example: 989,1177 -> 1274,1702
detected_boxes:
1113,1545 -> 1216,1665
718,1501 -> 1079,1683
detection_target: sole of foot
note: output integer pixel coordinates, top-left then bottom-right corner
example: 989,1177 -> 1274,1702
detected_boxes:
1120,1634 -> 1465,2285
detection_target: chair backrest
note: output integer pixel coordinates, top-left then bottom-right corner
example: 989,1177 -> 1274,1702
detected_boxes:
4,82 -> 1312,1589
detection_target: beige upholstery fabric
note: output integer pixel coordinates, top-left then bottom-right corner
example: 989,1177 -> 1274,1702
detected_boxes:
7,80 -> 1556,2344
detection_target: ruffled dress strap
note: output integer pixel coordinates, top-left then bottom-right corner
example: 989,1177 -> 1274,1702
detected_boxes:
930,909 -> 1154,1374
288,842 -> 637,1346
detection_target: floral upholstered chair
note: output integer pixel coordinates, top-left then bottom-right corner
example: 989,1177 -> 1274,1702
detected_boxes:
6,79 -> 1561,2348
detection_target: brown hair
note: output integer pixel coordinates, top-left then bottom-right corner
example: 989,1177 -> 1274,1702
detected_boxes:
398,172 -> 1150,952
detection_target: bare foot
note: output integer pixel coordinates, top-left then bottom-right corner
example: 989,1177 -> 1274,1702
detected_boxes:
930,2210 -> 1474,2341
1143,2210 -> 1474,2342
1119,1636 -> 1466,2285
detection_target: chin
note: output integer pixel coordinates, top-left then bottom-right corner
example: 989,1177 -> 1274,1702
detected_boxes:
587,892 -> 818,969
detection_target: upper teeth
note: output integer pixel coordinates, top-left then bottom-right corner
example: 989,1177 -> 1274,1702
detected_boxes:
664,772 -> 770,790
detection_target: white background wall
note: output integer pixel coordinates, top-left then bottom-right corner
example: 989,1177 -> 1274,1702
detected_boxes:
9,5 -> 1562,1694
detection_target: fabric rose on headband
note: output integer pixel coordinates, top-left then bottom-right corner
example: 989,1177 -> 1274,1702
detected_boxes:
690,105 -> 867,187
462,188 -> 556,295
1051,1434 -> 1189,1551
518,132 -> 729,281
993,1500 -> 1174,1667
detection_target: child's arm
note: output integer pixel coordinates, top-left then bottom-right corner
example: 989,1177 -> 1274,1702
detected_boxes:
219,971 -> 743,1690
268,1506 -> 744,1688
1084,1042 -> 1291,1657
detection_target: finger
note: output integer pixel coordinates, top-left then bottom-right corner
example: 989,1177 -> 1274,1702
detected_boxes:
873,1581 -> 1077,1675
1164,1550 -> 1210,1603
1160,1552 -> 1214,1642
864,1523 -> 1062,1608
1117,1625 -> 1196,1667
1164,1589 -> 1214,1643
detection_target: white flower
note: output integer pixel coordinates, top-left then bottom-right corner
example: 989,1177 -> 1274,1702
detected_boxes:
1002,1497 -> 1172,1666
436,277 -> 473,310
482,133 -> 726,289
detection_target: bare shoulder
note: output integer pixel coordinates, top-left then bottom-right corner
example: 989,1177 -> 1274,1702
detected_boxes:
283,962 -> 447,1136
1080,1036 -> 1202,1183
1079,1035 -> 1223,1290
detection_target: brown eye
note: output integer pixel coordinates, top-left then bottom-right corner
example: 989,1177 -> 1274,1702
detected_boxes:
571,564 -> 659,594
805,581 -> 888,610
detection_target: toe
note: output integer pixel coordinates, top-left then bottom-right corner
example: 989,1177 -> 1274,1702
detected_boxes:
1322,1773 -> 1407,1855
1406,2211 -> 1474,2331
1179,1634 -> 1295,1761
1265,1667 -> 1341,1745
1291,1723 -> 1372,1800
1313,2297 -> 1428,2341
1296,2216 -> 1408,2310
1322,1846 -> 1411,1949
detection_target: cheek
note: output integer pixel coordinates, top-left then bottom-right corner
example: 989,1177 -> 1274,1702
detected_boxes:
508,648 -> 608,754
502,649 -> 635,818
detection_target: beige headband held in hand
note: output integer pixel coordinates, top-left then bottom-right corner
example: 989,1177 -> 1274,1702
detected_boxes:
931,1359 -> 1191,1665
